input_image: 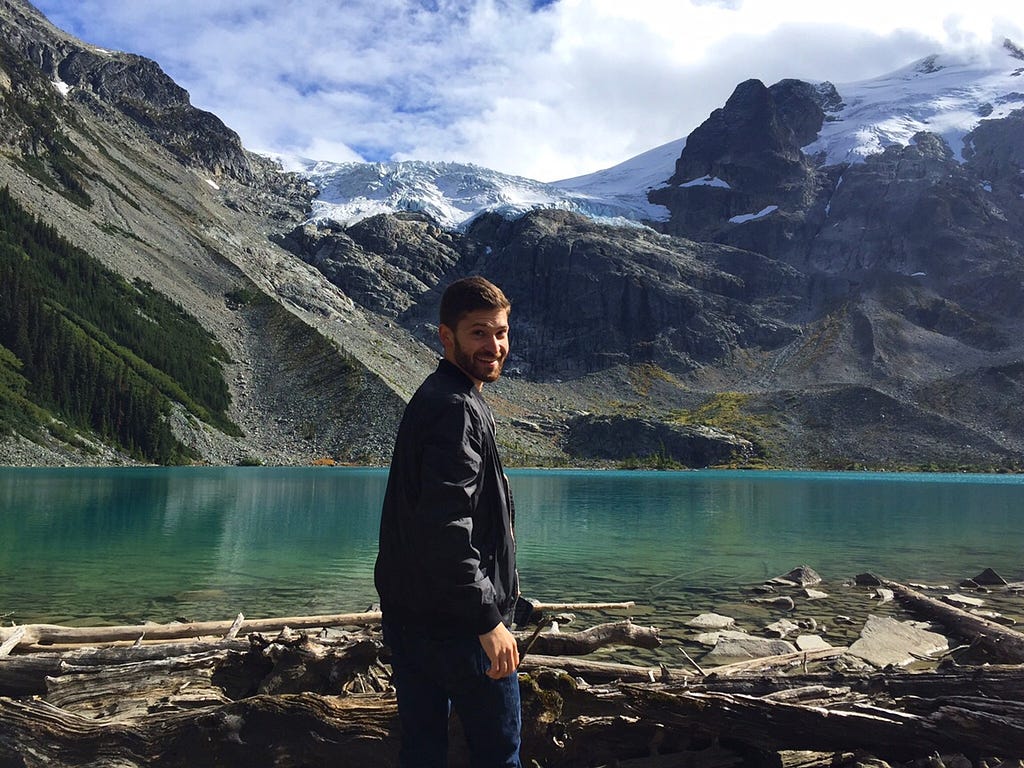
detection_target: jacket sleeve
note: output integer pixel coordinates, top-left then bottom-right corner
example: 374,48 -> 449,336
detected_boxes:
411,396 -> 503,635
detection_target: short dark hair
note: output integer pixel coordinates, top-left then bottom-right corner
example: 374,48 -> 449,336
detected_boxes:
439,276 -> 511,330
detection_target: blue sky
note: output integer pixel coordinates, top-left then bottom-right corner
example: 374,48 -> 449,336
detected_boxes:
32,0 -> 1024,181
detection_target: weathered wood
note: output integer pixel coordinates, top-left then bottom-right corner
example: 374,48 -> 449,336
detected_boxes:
4,583 -> 1024,766
0,611 -> 383,648
3,628 -> 1024,767
0,601 -> 636,651
523,653 -> 683,683
0,692 -> 399,768
881,577 -> 1024,663
0,626 -> 25,657
624,686 -> 959,761
702,647 -> 848,677
521,620 -> 660,657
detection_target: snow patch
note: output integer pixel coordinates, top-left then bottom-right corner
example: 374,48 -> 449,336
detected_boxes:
729,205 -> 778,224
52,80 -> 71,96
205,179 -> 221,190
681,175 -> 731,189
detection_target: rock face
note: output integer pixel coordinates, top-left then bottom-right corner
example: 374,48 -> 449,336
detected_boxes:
563,415 -> 754,467
651,78 -> 838,244
280,213 -> 461,317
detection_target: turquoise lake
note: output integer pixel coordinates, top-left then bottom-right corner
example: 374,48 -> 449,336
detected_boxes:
1,467 -> 1022,640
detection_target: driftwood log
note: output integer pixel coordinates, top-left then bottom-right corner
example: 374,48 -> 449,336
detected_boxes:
2,582 -> 1024,767
0,601 -> 636,653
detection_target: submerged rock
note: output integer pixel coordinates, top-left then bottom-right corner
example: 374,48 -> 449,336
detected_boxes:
768,565 -> 823,587
972,568 -> 1008,586
945,593 -> 986,608
765,618 -> 800,638
750,595 -> 795,611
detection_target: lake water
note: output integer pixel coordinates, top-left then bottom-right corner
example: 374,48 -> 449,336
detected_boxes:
1,467 -> 1022,658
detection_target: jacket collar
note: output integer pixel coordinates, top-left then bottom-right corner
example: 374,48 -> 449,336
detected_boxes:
437,357 -> 476,390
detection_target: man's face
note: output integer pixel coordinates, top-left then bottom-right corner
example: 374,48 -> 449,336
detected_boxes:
441,308 -> 510,388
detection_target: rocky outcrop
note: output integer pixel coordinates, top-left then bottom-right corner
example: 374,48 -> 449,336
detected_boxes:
280,212 -> 462,317
650,78 -> 838,244
563,414 -> 754,467
59,50 -> 256,182
0,0 -> 257,184
456,210 -> 804,377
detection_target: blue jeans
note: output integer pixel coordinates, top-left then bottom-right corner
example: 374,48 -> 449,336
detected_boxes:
383,621 -> 522,768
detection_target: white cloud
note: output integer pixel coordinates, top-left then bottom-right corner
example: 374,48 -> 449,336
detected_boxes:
33,0 -> 1024,181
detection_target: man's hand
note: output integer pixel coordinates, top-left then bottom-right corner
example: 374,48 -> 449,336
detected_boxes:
478,622 -> 520,679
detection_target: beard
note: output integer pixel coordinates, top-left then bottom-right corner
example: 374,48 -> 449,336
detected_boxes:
452,338 -> 506,384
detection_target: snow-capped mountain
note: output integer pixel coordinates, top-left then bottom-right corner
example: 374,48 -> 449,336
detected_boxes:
287,39 -> 1024,231
289,155 -> 675,231
804,39 -> 1024,165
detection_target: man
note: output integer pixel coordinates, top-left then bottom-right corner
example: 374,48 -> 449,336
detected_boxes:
375,276 -> 521,768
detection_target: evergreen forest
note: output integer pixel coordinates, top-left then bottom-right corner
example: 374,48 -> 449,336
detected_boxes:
0,185 -> 237,463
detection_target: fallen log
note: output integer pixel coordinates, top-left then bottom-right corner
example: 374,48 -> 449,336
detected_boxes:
0,600 -> 636,652
622,684 -> 1016,761
0,611 -> 383,649
522,620 -> 660,657
3,624 -> 1024,767
0,692 -> 400,768
879,577 -> 1024,663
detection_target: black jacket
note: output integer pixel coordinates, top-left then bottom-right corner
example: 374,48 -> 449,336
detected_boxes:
374,359 -> 518,637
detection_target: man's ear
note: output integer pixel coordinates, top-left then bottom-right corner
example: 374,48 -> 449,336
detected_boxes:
438,323 -> 454,352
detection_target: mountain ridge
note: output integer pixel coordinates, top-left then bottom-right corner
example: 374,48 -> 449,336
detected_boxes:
294,39 -> 1024,234
1,0 -> 1023,471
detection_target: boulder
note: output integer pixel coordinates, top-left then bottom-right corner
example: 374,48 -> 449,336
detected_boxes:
848,615 -> 948,667
685,613 -> 737,631
795,635 -> 833,651
971,568 -> 1008,586
704,632 -> 798,662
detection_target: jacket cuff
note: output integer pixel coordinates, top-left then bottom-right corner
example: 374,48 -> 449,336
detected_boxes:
475,604 -> 504,636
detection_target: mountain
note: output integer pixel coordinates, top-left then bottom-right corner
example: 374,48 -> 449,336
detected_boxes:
299,41 -> 1024,232
0,0 -> 408,466
283,39 -> 1024,471
1,0 -> 1022,471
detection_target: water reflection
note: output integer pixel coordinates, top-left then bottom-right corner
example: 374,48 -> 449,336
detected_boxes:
0,468 -> 1021,628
